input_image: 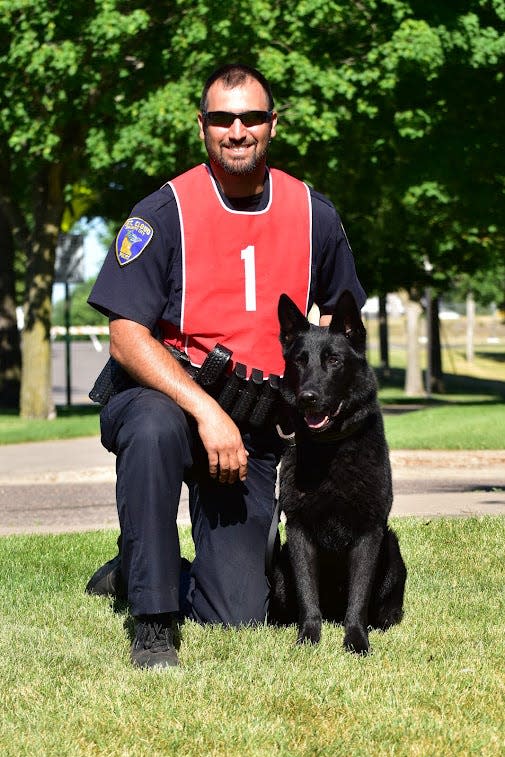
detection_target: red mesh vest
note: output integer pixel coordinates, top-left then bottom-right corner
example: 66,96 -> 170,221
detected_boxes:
161,164 -> 312,376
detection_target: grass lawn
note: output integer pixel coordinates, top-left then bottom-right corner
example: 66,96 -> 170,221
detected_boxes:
1,519 -> 504,756
1,400 -> 504,449
2,400 -> 504,449
0,405 -> 101,445
383,401 -> 505,449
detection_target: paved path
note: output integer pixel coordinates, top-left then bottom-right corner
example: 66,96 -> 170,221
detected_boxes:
0,438 -> 504,535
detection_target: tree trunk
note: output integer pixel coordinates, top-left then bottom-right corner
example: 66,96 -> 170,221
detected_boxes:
0,207 -> 21,407
466,291 -> 475,363
378,293 -> 390,377
404,296 -> 425,396
429,295 -> 444,393
20,165 -> 64,418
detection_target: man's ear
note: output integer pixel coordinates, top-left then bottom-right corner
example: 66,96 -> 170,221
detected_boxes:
278,294 -> 309,347
329,290 -> 366,351
269,111 -> 278,140
197,112 -> 205,141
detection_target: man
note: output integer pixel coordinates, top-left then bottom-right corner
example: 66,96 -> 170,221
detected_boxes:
86,63 -> 366,669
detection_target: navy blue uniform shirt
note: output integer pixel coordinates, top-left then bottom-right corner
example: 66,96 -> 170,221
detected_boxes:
88,167 -> 366,331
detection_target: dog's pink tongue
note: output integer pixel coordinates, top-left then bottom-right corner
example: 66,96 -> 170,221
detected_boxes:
304,412 -> 329,429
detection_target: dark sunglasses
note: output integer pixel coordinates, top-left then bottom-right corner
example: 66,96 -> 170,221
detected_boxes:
203,110 -> 273,128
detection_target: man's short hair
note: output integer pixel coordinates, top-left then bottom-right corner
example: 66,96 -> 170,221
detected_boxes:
200,64 -> 275,113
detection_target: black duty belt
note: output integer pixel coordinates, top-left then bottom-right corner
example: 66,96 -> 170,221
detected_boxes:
88,356 -> 136,406
165,343 -> 281,431
89,343 -> 282,432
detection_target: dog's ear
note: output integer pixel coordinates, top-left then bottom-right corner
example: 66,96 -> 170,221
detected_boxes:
278,294 -> 309,347
329,290 -> 366,350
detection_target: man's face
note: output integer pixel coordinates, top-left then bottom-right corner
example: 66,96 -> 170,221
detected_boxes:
198,77 -> 277,177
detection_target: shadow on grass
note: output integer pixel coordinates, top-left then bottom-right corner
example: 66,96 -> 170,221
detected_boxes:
0,404 -> 101,417
55,404 -> 101,417
112,598 -> 136,643
475,351 -> 505,363
376,366 -> 505,412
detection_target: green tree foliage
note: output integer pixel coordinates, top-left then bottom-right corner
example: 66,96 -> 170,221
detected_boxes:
0,0 -> 153,416
452,262 -> 505,310
1,0 -> 504,415
79,1 -> 505,295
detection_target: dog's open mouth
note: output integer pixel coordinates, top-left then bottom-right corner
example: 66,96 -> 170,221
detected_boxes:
304,411 -> 332,431
303,401 -> 343,433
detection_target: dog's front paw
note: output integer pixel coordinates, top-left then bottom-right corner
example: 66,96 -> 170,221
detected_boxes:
296,616 -> 322,645
343,625 -> 369,655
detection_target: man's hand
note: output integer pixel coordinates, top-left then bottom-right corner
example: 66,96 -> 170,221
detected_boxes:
197,404 -> 249,484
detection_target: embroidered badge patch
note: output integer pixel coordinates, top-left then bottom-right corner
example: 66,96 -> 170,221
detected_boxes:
115,217 -> 154,266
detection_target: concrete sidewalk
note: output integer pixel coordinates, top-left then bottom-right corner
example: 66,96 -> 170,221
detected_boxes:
0,436 -> 115,483
0,437 -> 504,535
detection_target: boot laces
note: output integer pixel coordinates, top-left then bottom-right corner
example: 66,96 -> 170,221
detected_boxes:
136,618 -> 173,651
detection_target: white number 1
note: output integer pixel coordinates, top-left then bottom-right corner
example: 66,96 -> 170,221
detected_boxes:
240,245 -> 257,311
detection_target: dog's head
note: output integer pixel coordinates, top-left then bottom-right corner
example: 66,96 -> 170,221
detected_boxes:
278,291 -> 371,433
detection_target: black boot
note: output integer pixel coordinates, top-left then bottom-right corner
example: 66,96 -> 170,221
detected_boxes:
130,613 -> 180,669
85,536 -> 126,599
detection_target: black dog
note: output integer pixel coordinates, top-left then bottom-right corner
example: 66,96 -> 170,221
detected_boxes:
269,291 -> 406,654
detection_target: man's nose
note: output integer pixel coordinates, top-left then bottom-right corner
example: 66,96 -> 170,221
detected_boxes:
229,117 -> 247,139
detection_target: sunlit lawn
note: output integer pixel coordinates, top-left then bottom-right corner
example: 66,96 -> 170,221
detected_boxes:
1,518 -> 504,756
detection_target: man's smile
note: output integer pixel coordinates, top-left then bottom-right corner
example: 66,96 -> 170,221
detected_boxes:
223,143 -> 254,152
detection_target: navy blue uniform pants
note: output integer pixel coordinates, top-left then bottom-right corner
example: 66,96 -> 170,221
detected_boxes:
100,387 -> 281,625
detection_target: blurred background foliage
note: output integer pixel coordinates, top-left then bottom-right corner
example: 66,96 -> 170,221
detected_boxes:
1,0 -> 504,414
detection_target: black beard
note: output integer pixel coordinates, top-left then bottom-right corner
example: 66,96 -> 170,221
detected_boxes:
204,136 -> 269,176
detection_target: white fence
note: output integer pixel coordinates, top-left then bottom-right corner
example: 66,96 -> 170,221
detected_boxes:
50,325 -> 109,352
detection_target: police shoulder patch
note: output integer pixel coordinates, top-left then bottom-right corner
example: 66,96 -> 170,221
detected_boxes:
115,217 -> 154,266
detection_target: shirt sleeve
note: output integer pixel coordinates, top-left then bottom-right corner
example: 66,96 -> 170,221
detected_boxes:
87,191 -> 180,332
310,190 -> 367,315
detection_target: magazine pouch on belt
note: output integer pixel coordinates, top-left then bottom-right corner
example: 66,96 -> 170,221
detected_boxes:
89,342 -> 282,430
88,357 -> 136,405
166,344 -> 282,430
